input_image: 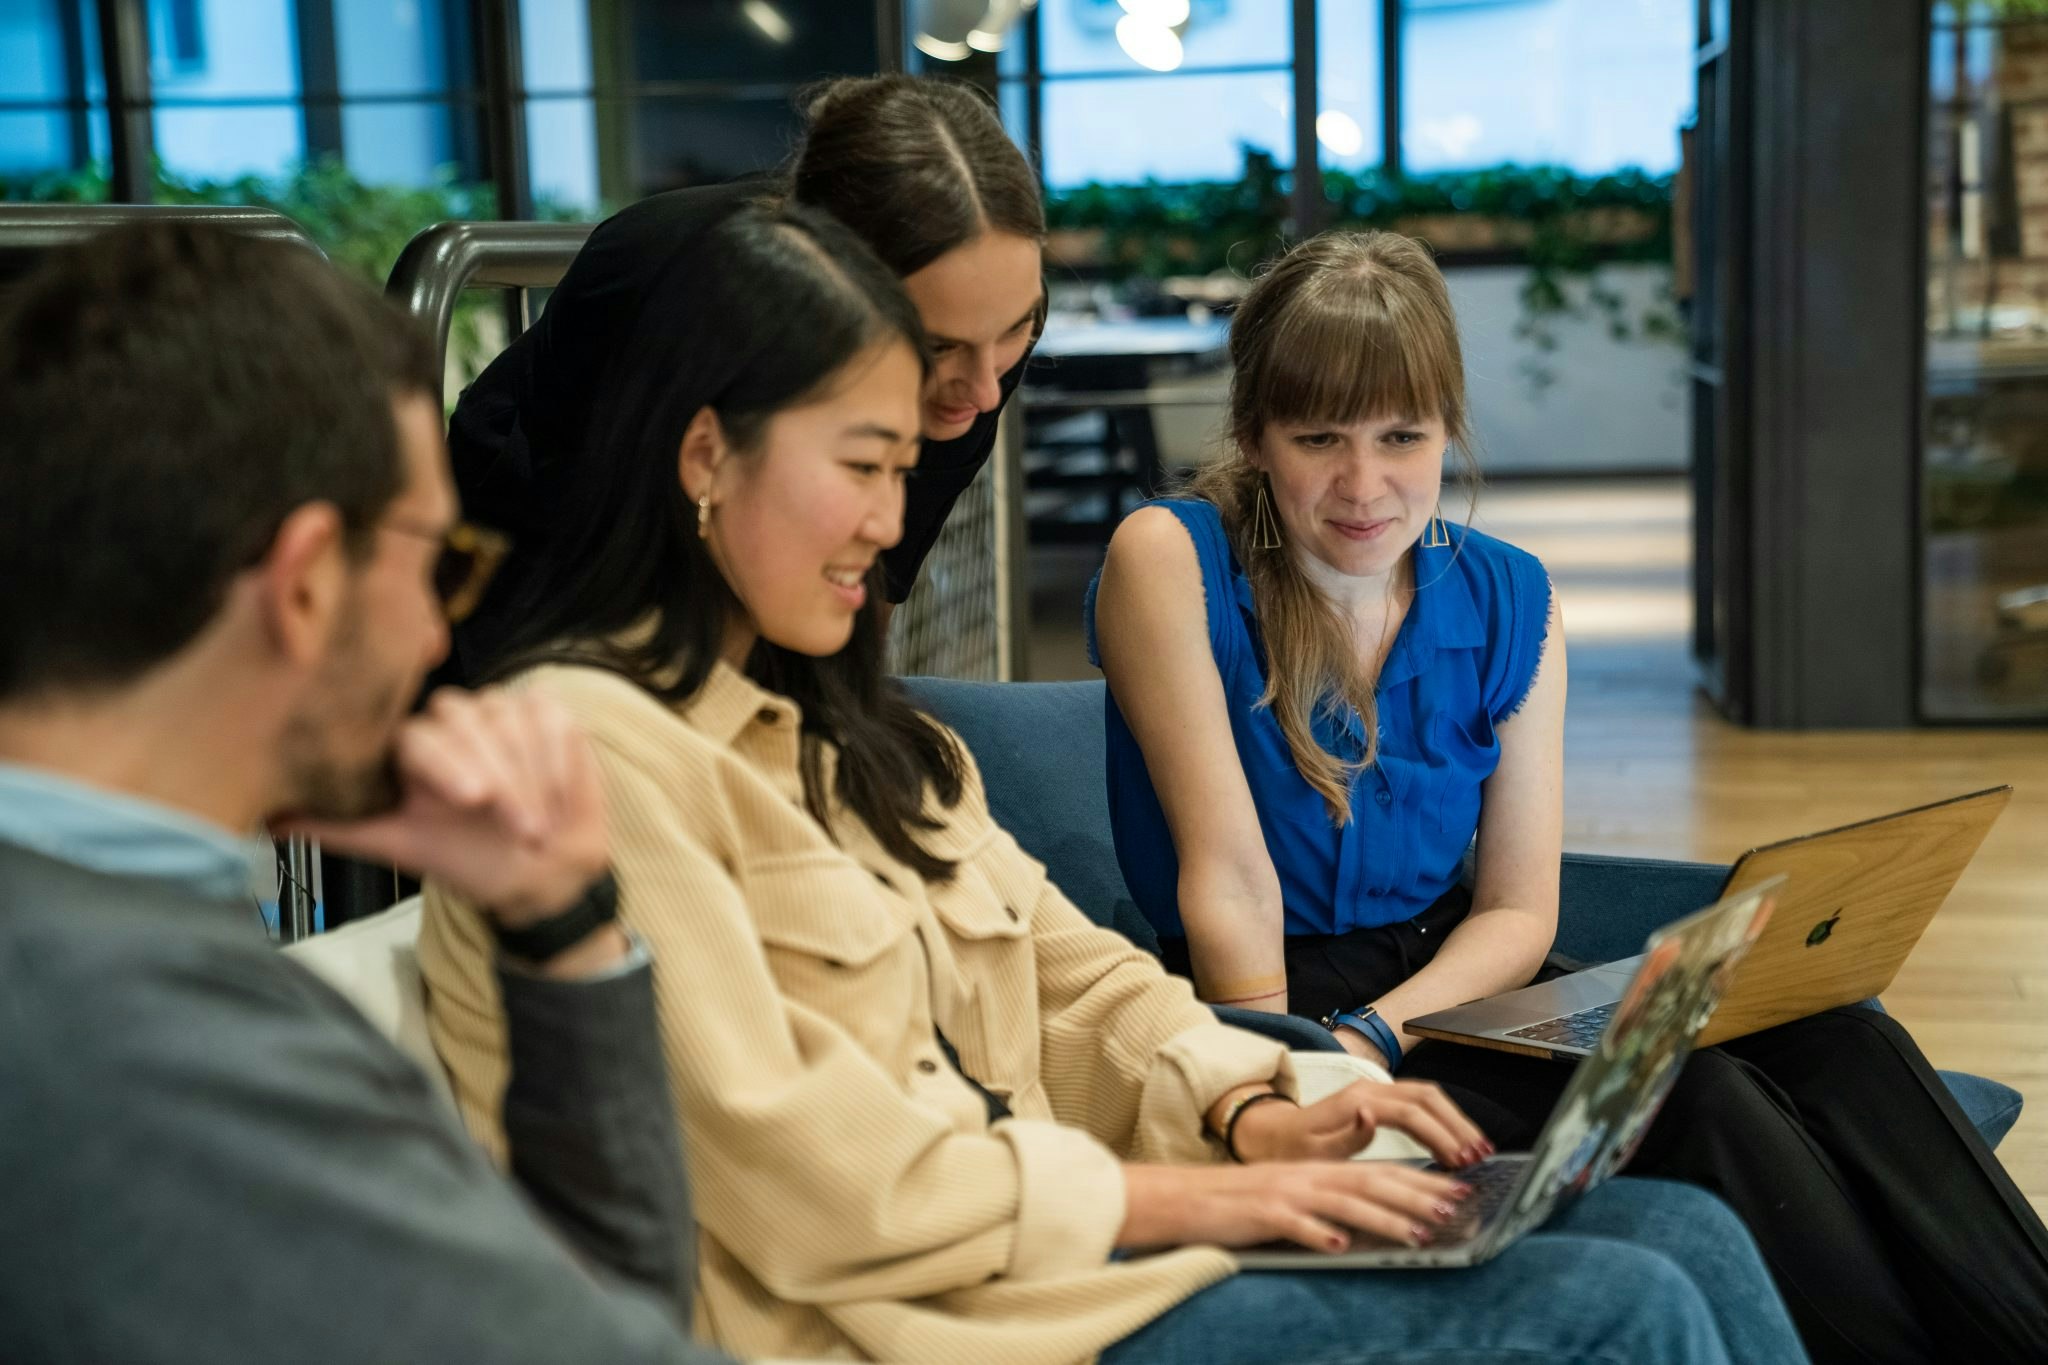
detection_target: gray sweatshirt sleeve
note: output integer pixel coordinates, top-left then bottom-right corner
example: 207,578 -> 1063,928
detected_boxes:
0,927 -> 738,1365
498,938 -> 696,1309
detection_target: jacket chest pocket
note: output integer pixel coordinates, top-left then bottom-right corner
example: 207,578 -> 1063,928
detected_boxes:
924,840 -> 1042,1095
740,854 -> 924,1056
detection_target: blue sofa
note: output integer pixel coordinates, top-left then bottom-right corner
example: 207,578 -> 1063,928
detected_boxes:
903,676 -> 2024,1149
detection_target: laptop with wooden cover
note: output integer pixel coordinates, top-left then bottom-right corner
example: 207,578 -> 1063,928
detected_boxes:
1404,787 -> 2010,1061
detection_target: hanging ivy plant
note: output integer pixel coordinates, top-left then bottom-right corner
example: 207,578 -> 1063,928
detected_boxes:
1043,148 -> 1681,392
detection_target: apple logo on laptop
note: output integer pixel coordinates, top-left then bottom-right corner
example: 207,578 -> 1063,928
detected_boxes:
1806,911 -> 1842,948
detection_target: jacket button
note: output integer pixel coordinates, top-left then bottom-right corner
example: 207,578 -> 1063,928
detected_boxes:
1004,905 -> 1020,922
916,1059 -> 939,1074
1375,790 -> 1392,806
756,707 -> 779,726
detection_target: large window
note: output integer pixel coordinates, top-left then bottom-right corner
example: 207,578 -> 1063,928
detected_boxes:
1031,0 -> 1292,187
923,0 -> 1692,197
1401,0 -> 1691,175
147,0 -> 306,180
1921,3 -> 2048,721
0,0 -> 108,188
2,2 -> 890,241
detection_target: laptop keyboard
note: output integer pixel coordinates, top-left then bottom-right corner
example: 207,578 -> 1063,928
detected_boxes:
1238,1156 -> 1530,1258
1432,1156 -> 1523,1241
1505,1000 -> 1616,1049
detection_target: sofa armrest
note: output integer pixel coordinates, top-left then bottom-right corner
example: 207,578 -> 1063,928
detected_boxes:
1210,1004 -> 1342,1052
1551,853 -> 1732,963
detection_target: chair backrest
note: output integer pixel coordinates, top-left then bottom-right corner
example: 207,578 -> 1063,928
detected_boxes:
283,896 -> 450,1099
384,219 -> 593,374
307,221 -> 600,934
901,676 -> 1750,964
0,202 -> 324,282
899,676 -> 1155,949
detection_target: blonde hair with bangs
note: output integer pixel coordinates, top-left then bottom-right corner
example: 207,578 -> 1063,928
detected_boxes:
1186,230 -> 1477,822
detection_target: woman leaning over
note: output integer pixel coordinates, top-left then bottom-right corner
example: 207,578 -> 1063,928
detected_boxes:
439,73 -> 1044,686
1088,229 -> 2048,1365
413,202 -> 1800,1365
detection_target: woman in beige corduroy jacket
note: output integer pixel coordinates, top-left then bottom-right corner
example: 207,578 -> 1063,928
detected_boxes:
415,203 -> 1799,1365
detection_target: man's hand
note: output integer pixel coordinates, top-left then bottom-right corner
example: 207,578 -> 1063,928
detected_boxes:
279,688 -> 608,924
1229,1079 -> 1493,1169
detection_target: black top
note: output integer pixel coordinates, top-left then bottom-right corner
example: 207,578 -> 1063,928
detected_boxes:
447,182 -> 1030,684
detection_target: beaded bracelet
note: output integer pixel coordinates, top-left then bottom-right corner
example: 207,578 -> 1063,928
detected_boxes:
1219,1089 -> 1297,1163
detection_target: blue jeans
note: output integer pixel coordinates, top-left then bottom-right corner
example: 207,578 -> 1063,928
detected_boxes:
1100,1177 -> 1807,1365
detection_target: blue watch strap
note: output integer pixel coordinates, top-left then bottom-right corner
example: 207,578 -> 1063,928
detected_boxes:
1330,1007 -> 1404,1070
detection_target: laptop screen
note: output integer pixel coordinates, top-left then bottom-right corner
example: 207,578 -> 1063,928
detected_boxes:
1484,878 -> 1780,1250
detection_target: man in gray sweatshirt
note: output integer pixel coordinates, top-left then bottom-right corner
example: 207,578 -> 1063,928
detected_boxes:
0,221 -> 737,1365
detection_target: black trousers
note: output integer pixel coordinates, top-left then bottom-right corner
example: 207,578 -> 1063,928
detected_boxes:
1163,890 -> 2048,1365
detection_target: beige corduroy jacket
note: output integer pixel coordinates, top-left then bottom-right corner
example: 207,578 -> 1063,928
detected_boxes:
417,662 -> 1297,1365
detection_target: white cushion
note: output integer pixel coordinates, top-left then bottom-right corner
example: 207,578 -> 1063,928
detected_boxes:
1290,1049 -> 1432,1161
284,897 -> 451,1101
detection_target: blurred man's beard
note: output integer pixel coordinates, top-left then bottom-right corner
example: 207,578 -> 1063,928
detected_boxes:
277,599 -> 409,820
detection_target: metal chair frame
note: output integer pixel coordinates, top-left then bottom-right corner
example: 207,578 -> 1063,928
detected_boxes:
384,220 -> 594,374
309,221 -> 599,933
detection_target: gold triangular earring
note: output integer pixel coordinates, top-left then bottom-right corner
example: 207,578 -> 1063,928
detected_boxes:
1421,503 -> 1451,549
1251,478 -> 1283,551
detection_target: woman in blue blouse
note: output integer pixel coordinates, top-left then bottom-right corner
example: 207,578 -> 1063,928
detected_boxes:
1089,230 -> 2048,1365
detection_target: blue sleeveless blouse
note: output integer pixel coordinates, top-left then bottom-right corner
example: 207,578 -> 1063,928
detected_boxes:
1084,498 -> 1552,940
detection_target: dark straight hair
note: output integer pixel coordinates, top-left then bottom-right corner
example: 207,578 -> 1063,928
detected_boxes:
440,75 -> 1046,629
792,73 -> 1045,277
471,203 -> 965,879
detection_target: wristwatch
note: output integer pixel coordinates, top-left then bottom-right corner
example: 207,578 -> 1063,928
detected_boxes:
1321,1002 -> 1404,1069
490,869 -> 619,964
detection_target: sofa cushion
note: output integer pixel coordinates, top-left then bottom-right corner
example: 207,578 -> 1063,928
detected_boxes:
283,897 -> 451,1101
902,677 -> 1135,932
900,677 -> 2022,1147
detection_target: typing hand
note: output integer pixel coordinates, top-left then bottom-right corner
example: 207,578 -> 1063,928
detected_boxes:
278,688 -> 608,924
1119,1161 -> 1473,1253
1231,1079 -> 1493,1169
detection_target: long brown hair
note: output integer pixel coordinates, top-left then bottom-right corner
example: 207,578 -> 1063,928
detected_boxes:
792,74 -> 1045,277
1187,231 -> 1478,821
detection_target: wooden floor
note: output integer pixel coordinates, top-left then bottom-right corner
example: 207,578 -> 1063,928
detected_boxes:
1028,477 -> 2048,1211
1481,478 -> 2048,1213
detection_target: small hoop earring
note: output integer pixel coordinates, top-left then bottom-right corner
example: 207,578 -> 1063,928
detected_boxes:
696,494 -> 713,540
1421,504 -> 1451,549
1251,479 -> 1283,551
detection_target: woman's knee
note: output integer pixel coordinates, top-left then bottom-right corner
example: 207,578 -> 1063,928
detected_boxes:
1555,1179 -> 1773,1294
1645,1048 -> 1777,1142
1578,1174 -> 1748,1238
1803,1003 -> 1913,1050
1505,1237 -> 1732,1365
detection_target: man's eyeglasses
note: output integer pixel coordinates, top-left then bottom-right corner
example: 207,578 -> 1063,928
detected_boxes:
382,519 -> 511,624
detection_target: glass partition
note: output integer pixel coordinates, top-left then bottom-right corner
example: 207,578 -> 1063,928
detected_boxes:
1924,2 -> 2048,720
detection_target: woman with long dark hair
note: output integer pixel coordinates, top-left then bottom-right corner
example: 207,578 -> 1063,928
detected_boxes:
413,201 -> 1805,1365
443,73 -> 1044,683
